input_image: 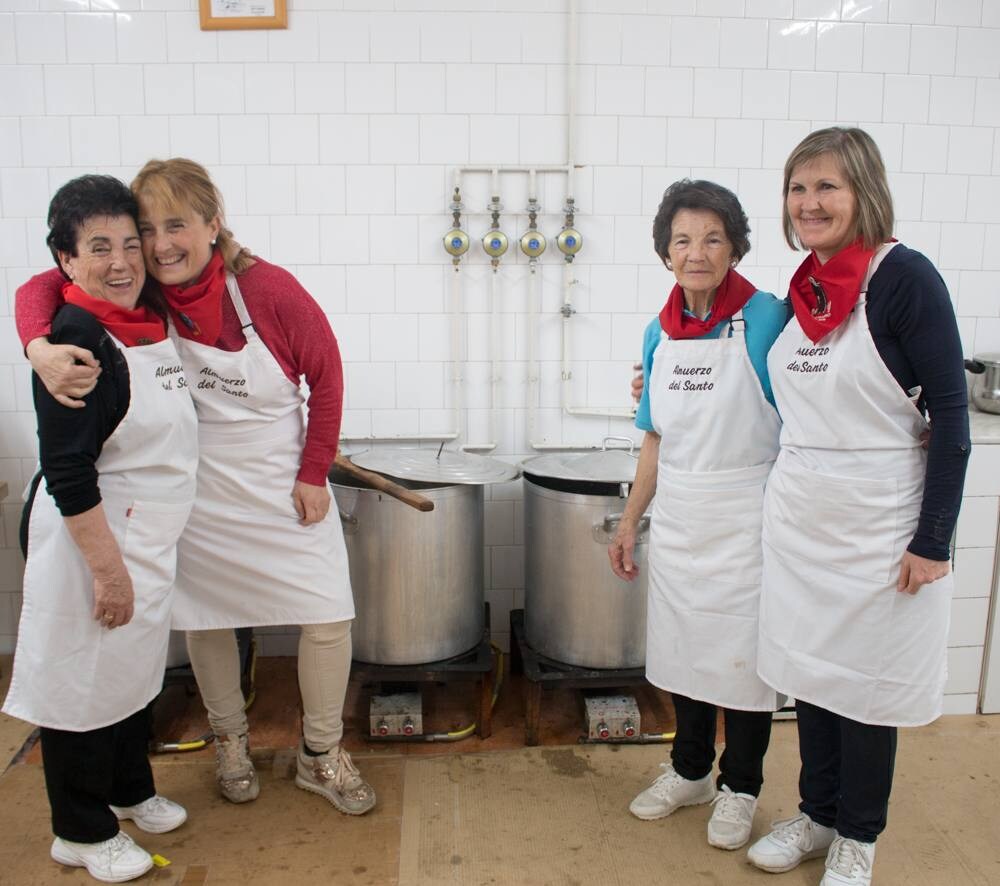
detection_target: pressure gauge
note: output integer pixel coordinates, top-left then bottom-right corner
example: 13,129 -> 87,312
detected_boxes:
443,229 -> 470,257
520,230 -> 547,259
556,228 -> 583,257
482,230 -> 509,259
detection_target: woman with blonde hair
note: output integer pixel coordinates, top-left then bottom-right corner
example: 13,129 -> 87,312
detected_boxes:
747,128 -> 969,886
17,158 -> 375,818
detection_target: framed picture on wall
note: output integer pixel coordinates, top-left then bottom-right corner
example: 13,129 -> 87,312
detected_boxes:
199,0 -> 287,30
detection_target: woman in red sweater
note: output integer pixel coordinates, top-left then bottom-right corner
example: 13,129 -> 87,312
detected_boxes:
17,158 -> 375,817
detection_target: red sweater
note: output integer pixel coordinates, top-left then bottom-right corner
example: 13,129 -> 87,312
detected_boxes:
16,260 -> 343,486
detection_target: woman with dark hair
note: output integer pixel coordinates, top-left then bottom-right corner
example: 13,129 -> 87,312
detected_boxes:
746,128 -> 970,886
3,175 -> 197,882
16,157 -> 374,818
608,179 -> 788,850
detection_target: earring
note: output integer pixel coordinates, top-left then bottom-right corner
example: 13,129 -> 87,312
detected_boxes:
665,261 -> 673,271
210,239 -> 217,246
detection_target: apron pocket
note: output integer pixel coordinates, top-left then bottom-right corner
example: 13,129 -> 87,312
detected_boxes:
764,463 -> 899,586
120,498 -> 193,596
656,480 -> 765,586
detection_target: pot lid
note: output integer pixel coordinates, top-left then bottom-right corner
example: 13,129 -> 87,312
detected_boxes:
349,448 -> 520,485
973,352 -> 1000,366
521,437 -> 640,484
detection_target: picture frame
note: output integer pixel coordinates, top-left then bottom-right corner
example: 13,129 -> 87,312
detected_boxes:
199,0 -> 287,31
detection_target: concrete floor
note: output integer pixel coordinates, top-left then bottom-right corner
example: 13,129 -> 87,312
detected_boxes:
1,657 -> 998,885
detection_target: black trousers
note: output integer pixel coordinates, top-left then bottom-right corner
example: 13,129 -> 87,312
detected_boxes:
670,692 -> 773,797
797,699 -> 897,843
40,706 -> 156,843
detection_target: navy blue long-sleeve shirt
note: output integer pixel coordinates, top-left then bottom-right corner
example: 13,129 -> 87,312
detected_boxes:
864,244 -> 970,560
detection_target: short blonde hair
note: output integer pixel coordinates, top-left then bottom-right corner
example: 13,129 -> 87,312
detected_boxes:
782,127 -> 894,252
131,158 -> 254,275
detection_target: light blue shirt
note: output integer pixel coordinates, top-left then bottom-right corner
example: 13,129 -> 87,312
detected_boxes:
634,290 -> 790,432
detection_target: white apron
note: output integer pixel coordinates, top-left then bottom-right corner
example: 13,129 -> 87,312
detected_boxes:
645,310 -> 784,711
170,273 -> 354,629
758,244 -> 952,727
4,336 -> 197,731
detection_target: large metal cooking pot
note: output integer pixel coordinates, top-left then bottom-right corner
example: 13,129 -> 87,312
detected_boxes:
521,438 -> 649,669
332,448 -> 519,665
966,354 -> 1000,415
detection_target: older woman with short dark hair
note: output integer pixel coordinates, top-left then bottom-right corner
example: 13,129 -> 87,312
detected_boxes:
608,179 -> 788,851
747,127 -> 970,886
3,175 -> 198,883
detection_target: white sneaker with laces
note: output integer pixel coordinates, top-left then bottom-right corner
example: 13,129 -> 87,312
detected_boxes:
628,763 -> 715,821
821,836 -> 876,886
110,794 -> 187,834
706,785 -> 757,850
747,811 -> 836,872
50,832 -> 153,883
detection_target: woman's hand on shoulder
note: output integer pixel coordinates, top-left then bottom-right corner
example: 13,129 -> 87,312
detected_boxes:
608,516 -> 641,581
26,337 -> 100,408
91,567 -> 134,629
293,480 -> 331,526
896,550 -> 950,595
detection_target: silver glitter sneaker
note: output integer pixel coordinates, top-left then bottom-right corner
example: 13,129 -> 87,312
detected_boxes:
215,732 -> 260,804
295,744 -> 376,815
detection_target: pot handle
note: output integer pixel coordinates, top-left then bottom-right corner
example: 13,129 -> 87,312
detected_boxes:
602,436 -> 636,455
965,358 -> 986,374
593,512 -> 651,544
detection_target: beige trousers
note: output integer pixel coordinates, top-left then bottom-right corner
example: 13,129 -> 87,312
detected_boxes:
186,620 -> 352,753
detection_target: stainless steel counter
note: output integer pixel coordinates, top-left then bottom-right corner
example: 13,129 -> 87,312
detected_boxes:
970,406 -> 1000,445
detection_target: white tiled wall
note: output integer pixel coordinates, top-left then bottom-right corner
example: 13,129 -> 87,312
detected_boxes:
2,1 -> 999,662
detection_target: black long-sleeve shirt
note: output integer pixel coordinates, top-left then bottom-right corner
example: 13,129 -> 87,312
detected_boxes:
864,244 -> 970,560
32,305 -> 131,517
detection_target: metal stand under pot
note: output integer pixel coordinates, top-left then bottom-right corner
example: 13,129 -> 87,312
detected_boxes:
332,448 -> 520,740
516,438 -> 661,746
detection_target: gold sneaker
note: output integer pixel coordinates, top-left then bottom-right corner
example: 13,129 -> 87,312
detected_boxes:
215,733 -> 260,804
295,744 -> 376,815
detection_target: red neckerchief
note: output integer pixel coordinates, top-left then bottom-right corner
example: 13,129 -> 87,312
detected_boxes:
159,249 -> 227,345
62,283 -> 166,347
658,268 -> 757,340
788,238 -> 879,344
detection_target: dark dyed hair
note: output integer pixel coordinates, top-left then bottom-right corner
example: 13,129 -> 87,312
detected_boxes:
652,179 -> 751,262
46,174 -> 140,267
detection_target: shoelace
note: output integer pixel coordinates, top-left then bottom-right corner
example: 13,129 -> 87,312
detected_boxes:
648,763 -> 684,799
710,786 -> 752,823
132,795 -> 170,816
217,735 -> 251,777
103,832 -> 135,861
332,748 -> 362,791
766,813 -> 810,846
827,837 -> 873,876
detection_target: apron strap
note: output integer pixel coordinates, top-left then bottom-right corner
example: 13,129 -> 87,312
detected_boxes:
727,309 -> 745,339
858,242 -> 898,305
225,273 -> 259,339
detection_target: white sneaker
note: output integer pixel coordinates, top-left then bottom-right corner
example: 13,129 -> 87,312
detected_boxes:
747,811 -> 836,873
628,763 -> 715,821
110,794 -> 187,834
706,785 -> 757,850
51,832 -> 153,883
215,732 -> 259,804
821,836 -> 876,886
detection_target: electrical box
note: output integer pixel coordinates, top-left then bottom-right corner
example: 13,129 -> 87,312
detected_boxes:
584,695 -> 640,740
369,692 -> 423,737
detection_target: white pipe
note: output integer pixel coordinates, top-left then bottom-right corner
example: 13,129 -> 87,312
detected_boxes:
459,170 -> 501,453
